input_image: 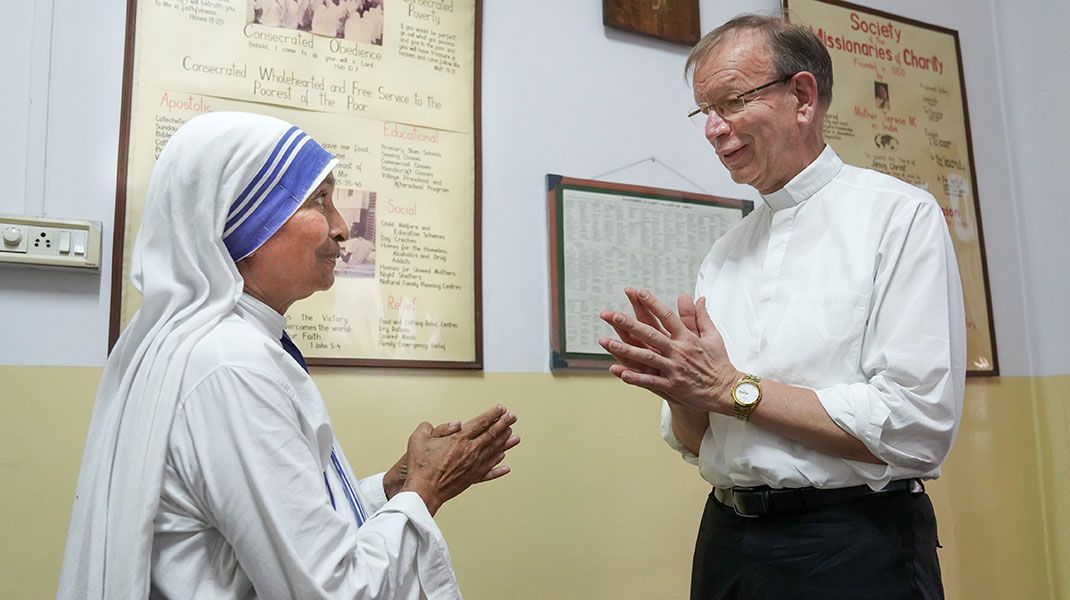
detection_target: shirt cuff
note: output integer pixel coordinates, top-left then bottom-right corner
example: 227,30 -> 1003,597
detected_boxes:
380,491 -> 461,599
816,383 -> 891,459
358,471 -> 389,514
660,402 -> 700,466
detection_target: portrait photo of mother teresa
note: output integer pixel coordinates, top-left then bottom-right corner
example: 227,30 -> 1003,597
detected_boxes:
57,111 -> 521,599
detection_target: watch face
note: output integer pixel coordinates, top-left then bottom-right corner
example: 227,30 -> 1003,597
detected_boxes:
734,382 -> 760,405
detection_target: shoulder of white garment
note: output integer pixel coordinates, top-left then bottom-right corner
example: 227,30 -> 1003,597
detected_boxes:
179,297 -> 297,380
183,316 -> 295,380
829,164 -> 953,253
177,340 -> 338,474
833,163 -> 940,207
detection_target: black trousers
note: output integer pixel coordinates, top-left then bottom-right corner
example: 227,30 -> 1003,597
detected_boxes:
691,488 -> 943,599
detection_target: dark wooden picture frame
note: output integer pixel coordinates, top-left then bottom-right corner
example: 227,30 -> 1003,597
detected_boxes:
547,175 -> 751,370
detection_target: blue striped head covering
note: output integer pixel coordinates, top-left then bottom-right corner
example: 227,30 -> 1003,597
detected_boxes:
222,124 -> 336,261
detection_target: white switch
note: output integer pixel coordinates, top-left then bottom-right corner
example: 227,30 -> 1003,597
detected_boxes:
59,230 -> 72,254
73,231 -> 87,256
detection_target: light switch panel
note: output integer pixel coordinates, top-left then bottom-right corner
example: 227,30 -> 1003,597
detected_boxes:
0,214 -> 102,271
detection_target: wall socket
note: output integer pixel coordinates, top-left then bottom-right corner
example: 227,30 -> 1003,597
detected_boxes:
0,214 -> 102,271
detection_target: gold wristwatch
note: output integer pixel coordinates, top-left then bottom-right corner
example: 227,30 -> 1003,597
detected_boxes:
731,373 -> 763,421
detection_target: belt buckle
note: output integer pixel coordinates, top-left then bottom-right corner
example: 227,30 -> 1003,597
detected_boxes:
729,487 -> 768,518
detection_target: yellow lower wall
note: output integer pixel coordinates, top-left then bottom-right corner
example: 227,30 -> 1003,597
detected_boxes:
1036,376 -> 1070,599
1,368 -> 1065,599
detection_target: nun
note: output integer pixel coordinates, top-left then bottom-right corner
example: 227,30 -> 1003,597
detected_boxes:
58,112 -> 519,599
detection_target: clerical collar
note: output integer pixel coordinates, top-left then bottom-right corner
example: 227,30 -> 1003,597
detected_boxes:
235,292 -> 286,340
760,145 -> 844,212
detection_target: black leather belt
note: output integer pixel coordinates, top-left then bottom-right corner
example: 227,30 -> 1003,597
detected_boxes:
713,479 -> 917,518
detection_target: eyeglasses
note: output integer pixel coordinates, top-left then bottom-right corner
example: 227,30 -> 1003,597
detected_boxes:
688,74 -> 796,128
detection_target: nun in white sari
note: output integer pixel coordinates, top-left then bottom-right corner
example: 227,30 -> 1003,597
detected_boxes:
58,112 -> 519,600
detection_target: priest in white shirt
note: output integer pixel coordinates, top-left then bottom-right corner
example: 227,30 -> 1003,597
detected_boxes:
58,112 -> 520,599
599,14 -> 963,600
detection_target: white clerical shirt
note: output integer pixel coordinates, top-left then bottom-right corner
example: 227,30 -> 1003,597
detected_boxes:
661,145 -> 965,491
151,294 -> 460,599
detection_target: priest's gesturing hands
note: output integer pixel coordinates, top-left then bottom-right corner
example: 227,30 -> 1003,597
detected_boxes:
599,288 -> 883,464
599,288 -> 741,416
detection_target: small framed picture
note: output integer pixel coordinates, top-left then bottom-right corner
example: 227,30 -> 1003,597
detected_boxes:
603,0 -> 701,45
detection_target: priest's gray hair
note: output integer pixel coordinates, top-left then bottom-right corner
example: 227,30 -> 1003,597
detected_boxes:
685,13 -> 834,109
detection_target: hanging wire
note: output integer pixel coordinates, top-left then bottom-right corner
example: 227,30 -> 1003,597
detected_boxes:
588,156 -> 714,196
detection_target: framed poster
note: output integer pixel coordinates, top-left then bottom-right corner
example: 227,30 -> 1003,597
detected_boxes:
109,0 -> 483,368
785,0 -> 999,375
547,175 -> 751,369
603,0 -> 700,45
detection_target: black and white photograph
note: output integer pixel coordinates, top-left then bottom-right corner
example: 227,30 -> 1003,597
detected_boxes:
248,0 -> 385,45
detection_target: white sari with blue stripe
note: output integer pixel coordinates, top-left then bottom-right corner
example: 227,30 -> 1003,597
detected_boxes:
58,112 -> 461,600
